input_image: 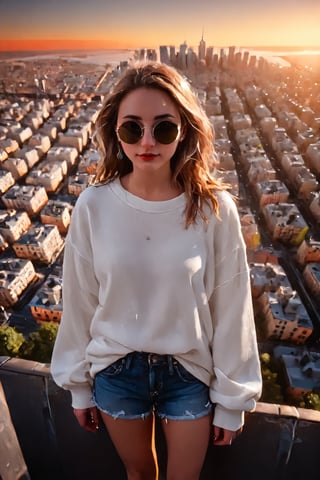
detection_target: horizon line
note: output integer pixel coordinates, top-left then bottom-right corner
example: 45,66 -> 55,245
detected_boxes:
1,44 -> 320,53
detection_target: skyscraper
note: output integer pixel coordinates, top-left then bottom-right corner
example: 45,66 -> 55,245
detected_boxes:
159,46 -> 170,64
198,31 -> 206,62
178,41 -> 188,69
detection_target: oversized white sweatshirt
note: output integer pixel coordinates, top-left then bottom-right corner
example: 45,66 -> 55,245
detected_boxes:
51,178 -> 262,431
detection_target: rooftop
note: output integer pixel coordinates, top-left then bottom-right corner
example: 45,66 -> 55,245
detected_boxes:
1,357 -> 320,480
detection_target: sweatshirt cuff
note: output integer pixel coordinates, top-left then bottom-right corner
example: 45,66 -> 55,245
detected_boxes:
70,385 -> 95,409
213,405 -> 245,431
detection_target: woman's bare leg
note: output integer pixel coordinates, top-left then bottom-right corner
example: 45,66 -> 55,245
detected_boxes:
100,411 -> 158,480
162,414 -> 212,480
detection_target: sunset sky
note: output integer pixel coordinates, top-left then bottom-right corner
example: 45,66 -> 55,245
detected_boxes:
1,0 -> 320,51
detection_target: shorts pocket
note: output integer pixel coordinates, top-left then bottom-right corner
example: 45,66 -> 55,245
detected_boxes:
98,357 -> 125,377
173,361 -> 198,383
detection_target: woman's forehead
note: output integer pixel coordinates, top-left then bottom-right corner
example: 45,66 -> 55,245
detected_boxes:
118,87 -> 180,120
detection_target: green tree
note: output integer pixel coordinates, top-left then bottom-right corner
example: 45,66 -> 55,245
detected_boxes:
259,353 -> 284,404
299,392 -> 320,411
22,322 -> 59,363
0,325 -> 25,357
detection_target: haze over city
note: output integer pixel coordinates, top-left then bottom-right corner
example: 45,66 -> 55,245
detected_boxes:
1,0 -> 320,51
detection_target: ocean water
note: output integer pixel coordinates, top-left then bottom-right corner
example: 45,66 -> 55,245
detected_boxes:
1,47 -> 319,71
0,49 -> 136,66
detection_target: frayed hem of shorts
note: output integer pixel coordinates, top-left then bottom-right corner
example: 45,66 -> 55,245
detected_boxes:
95,404 -> 153,420
157,406 -> 212,422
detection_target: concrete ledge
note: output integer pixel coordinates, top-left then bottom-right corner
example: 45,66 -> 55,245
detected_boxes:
0,382 -> 30,480
1,357 -> 320,479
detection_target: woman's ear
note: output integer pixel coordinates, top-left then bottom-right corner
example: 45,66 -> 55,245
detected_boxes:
179,125 -> 187,142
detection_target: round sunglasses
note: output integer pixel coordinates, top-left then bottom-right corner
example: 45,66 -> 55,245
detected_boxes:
116,120 -> 181,145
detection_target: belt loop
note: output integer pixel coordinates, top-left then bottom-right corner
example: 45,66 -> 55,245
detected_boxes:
168,355 -> 174,375
125,352 -> 133,369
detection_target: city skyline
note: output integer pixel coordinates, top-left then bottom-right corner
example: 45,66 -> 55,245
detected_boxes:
1,0 -> 320,52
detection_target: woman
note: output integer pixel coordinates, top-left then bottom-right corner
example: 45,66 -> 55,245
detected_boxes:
51,62 -> 262,480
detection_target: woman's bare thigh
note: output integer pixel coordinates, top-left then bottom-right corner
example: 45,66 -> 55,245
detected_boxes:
162,414 -> 212,480
100,411 -> 158,480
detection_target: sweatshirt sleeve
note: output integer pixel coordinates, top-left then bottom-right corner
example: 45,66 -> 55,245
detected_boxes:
50,194 -> 99,409
209,192 -> 262,431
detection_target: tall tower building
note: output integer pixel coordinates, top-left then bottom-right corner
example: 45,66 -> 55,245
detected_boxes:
160,45 -> 170,64
178,41 -> 188,69
205,46 -> 214,66
198,30 -> 206,62
169,45 -> 176,66
187,47 -> 196,69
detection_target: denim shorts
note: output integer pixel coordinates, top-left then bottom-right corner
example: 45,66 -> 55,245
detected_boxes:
93,351 -> 212,421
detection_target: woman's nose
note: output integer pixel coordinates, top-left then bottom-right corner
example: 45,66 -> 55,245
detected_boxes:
140,126 -> 156,146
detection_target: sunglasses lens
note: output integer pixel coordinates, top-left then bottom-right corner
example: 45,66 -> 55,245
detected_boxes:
117,121 -> 180,144
117,121 -> 142,144
154,121 -> 179,144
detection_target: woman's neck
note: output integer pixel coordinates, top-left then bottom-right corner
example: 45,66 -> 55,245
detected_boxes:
121,172 -> 182,201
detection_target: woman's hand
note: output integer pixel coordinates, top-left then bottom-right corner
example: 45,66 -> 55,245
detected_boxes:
73,407 -> 100,432
212,425 -> 243,446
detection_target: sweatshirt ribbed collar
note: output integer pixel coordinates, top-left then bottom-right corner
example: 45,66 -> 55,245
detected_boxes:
110,177 -> 186,213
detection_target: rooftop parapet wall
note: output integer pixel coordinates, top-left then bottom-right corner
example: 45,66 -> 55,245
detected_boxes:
1,357 -> 320,480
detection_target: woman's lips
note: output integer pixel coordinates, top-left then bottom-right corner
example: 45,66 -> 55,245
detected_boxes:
139,153 -> 157,161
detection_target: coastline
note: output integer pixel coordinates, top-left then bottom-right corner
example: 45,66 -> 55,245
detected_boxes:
0,49 -> 136,66
0,47 -> 319,71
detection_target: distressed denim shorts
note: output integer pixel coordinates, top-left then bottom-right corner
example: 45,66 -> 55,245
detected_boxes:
93,351 -> 212,421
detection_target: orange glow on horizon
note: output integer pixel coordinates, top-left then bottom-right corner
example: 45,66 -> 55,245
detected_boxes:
0,38 -> 139,51
2,37 -> 320,53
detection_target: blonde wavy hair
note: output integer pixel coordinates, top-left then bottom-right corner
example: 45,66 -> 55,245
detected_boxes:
93,61 -> 226,227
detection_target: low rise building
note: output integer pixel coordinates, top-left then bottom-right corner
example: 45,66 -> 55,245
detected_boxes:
46,146 -> 78,169
309,192 -> 320,221
1,157 -> 28,180
271,127 -> 299,162
0,257 -> 37,308
239,145 -> 267,169
259,116 -> 277,138
0,209 -> 31,244
40,199 -> 73,234
0,148 -> 8,162
250,262 -> 290,298
0,138 -> 19,155
0,170 -> 15,194
68,173 -> 94,196
38,123 -> 58,141
306,143 -> 320,175
8,125 -> 33,145
254,104 -> 272,119
234,127 -> 261,147
29,274 -> 62,323
78,148 -> 100,175
247,157 -> 277,184
253,179 -> 289,207
290,166 -> 319,201
223,88 -> 245,113
256,288 -> 313,344
295,127 -> 317,152
21,112 -> 44,132
27,133 -> 51,155
56,125 -> 88,152
261,203 -> 309,246
302,262 -> 320,299
0,233 -> 8,251
296,238 -> 320,265
12,223 -> 64,265
215,169 -> 239,196
230,112 -> 252,130
25,161 -> 64,193
239,206 -> 261,250
13,146 -> 39,169
2,185 -> 48,216
275,348 -> 320,400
